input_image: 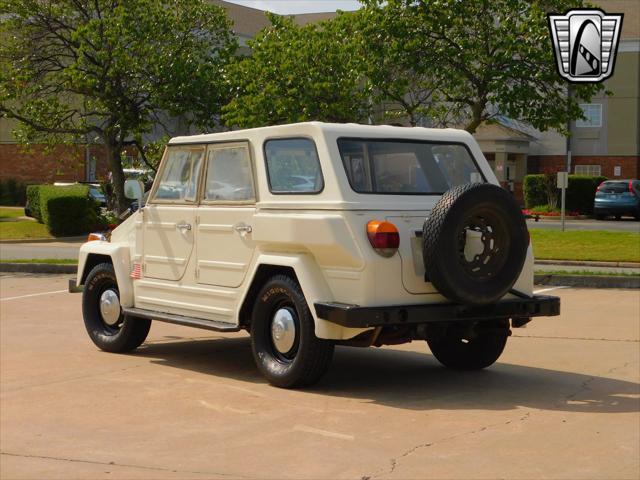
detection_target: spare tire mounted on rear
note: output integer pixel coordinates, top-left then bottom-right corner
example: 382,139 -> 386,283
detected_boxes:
422,183 -> 528,306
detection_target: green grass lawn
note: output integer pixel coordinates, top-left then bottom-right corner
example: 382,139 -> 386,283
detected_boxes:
530,229 -> 640,263
0,205 -> 53,240
535,269 -> 640,277
0,207 -> 24,220
0,258 -> 77,264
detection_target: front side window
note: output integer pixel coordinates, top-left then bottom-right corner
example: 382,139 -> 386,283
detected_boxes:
204,145 -> 255,202
152,147 -> 204,202
264,138 -> 323,193
338,139 -> 483,195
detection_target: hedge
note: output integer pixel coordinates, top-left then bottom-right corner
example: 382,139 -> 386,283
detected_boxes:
26,185 -> 43,221
0,178 -> 27,206
523,174 -> 607,214
566,175 -> 608,214
39,185 -> 97,236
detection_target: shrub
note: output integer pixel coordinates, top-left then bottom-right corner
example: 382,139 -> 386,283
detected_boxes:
39,185 -> 96,236
26,185 -> 43,221
522,175 -> 547,208
0,178 -> 27,205
523,174 -> 607,214
566,175 -> 607,215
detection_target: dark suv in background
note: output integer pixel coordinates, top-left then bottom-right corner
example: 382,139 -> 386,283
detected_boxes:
594,180 -> 640,220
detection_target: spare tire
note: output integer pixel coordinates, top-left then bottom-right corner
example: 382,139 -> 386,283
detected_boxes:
422,183 -> 528,306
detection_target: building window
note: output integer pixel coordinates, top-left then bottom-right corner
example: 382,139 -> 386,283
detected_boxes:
575,104 -> 602,128
574,165 -> 601,176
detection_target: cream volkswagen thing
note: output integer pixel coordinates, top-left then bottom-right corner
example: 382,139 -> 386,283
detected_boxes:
71,123 -> 559,388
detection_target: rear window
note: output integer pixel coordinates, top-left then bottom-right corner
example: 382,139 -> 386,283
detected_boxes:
599,181 -> 629,193
337,139 -> 484,194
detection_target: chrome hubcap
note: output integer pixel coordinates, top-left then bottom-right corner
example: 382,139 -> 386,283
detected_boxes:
99,289 -> 121,326
271,308 -> 296,354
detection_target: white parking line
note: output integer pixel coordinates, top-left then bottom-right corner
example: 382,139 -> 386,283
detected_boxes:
534,286 -> 570,294
1,290 -> 68,302
293,424 -> 355,441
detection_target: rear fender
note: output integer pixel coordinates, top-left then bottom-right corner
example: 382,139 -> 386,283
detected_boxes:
77,242 -> 133,307
242,253 -> 370,340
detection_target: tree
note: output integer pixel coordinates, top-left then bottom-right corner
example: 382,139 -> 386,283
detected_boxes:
222,13 -> 371,129
361,0 -> 603,133
0,0 -> 236,211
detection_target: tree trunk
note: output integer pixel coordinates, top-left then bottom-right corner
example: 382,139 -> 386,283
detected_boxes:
105,140 -> 127,213
464,101 -> 485,134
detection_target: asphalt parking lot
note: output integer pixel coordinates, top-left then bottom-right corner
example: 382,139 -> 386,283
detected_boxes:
1,274 -> 638,480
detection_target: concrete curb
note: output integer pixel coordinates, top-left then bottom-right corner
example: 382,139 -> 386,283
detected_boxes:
0,236 -> 85,244
534,274 -> 640,289
0,263 -> 77,274
536,259 -> 640,268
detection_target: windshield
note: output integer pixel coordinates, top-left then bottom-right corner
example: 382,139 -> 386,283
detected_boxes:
337,139 -> 484,194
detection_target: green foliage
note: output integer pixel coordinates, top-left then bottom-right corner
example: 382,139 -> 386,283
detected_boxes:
0,0 -> 236,211
0,178 -> 27,206
361,0 -> 603,132
566,175 -> 607,214
524,174 -> 607,213
222,13 -> 371,128
524,174 -> 558,209
26,185 -> 42,221
39,185 -> 96,236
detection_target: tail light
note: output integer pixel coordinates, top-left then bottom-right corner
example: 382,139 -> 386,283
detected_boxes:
366,220 -> 399,257
629,181 -> 637,197
87,232 -> 107,242
596,181 -> 605,192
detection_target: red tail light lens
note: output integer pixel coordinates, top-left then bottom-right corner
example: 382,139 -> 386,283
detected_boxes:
596,181 -> 605,192
367,220 -> 399,257
630,181 -> 637,196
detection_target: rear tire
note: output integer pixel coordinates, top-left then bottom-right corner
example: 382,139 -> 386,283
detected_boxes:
250,275 -> 334,388
426,320 -> 509,370
82,263 -> 151,353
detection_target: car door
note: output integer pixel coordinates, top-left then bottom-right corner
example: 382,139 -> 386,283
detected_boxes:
196,142 -> 257,288
142,146 -> 204,281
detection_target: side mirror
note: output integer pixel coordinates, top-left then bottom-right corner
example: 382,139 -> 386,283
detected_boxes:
124,179 -> 144,207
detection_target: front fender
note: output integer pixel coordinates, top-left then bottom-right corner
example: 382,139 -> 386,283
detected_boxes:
242,253 -> 370,341
77,241 -> 134,307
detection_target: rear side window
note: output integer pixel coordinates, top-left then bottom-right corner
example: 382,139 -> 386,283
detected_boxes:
264,138 -> 323,193
204,144 -> 255,202
338,139 -> 484,195
152,147 -> 204,202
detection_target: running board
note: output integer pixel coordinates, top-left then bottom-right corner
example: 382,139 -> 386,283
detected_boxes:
123,307 -> 240,332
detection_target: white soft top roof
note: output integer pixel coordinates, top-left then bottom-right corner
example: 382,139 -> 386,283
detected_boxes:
168,122 -> 474,145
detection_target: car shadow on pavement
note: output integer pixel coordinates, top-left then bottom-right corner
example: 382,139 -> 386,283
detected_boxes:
136,336 -> 639,414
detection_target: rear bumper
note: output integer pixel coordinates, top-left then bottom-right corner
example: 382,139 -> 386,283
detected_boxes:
314,295 -> 560,328
594,204 -> 639,215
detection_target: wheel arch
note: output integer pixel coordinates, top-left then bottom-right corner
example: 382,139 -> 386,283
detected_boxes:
78,242 -> 134,307
237,253 -> 369,341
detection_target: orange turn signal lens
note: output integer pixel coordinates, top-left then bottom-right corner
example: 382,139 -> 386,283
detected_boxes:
366,220 -> 400,257
87,232 -> 107,242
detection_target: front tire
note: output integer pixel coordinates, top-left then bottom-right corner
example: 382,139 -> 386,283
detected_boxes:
82,263 -> 151,353
426,320 -> 509,370
250,275 -> 334,388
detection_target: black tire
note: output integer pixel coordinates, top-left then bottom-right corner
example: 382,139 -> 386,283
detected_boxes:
250,275 -> 334,388
422,183 -> 528,306
82,263 -> 151,353
595,213 -> 605,220
614,215 -> 622,221
426,320 -> 509,370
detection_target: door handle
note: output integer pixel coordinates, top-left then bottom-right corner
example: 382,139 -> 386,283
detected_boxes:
176,222 -> 192,231
233,223 -> 252,234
